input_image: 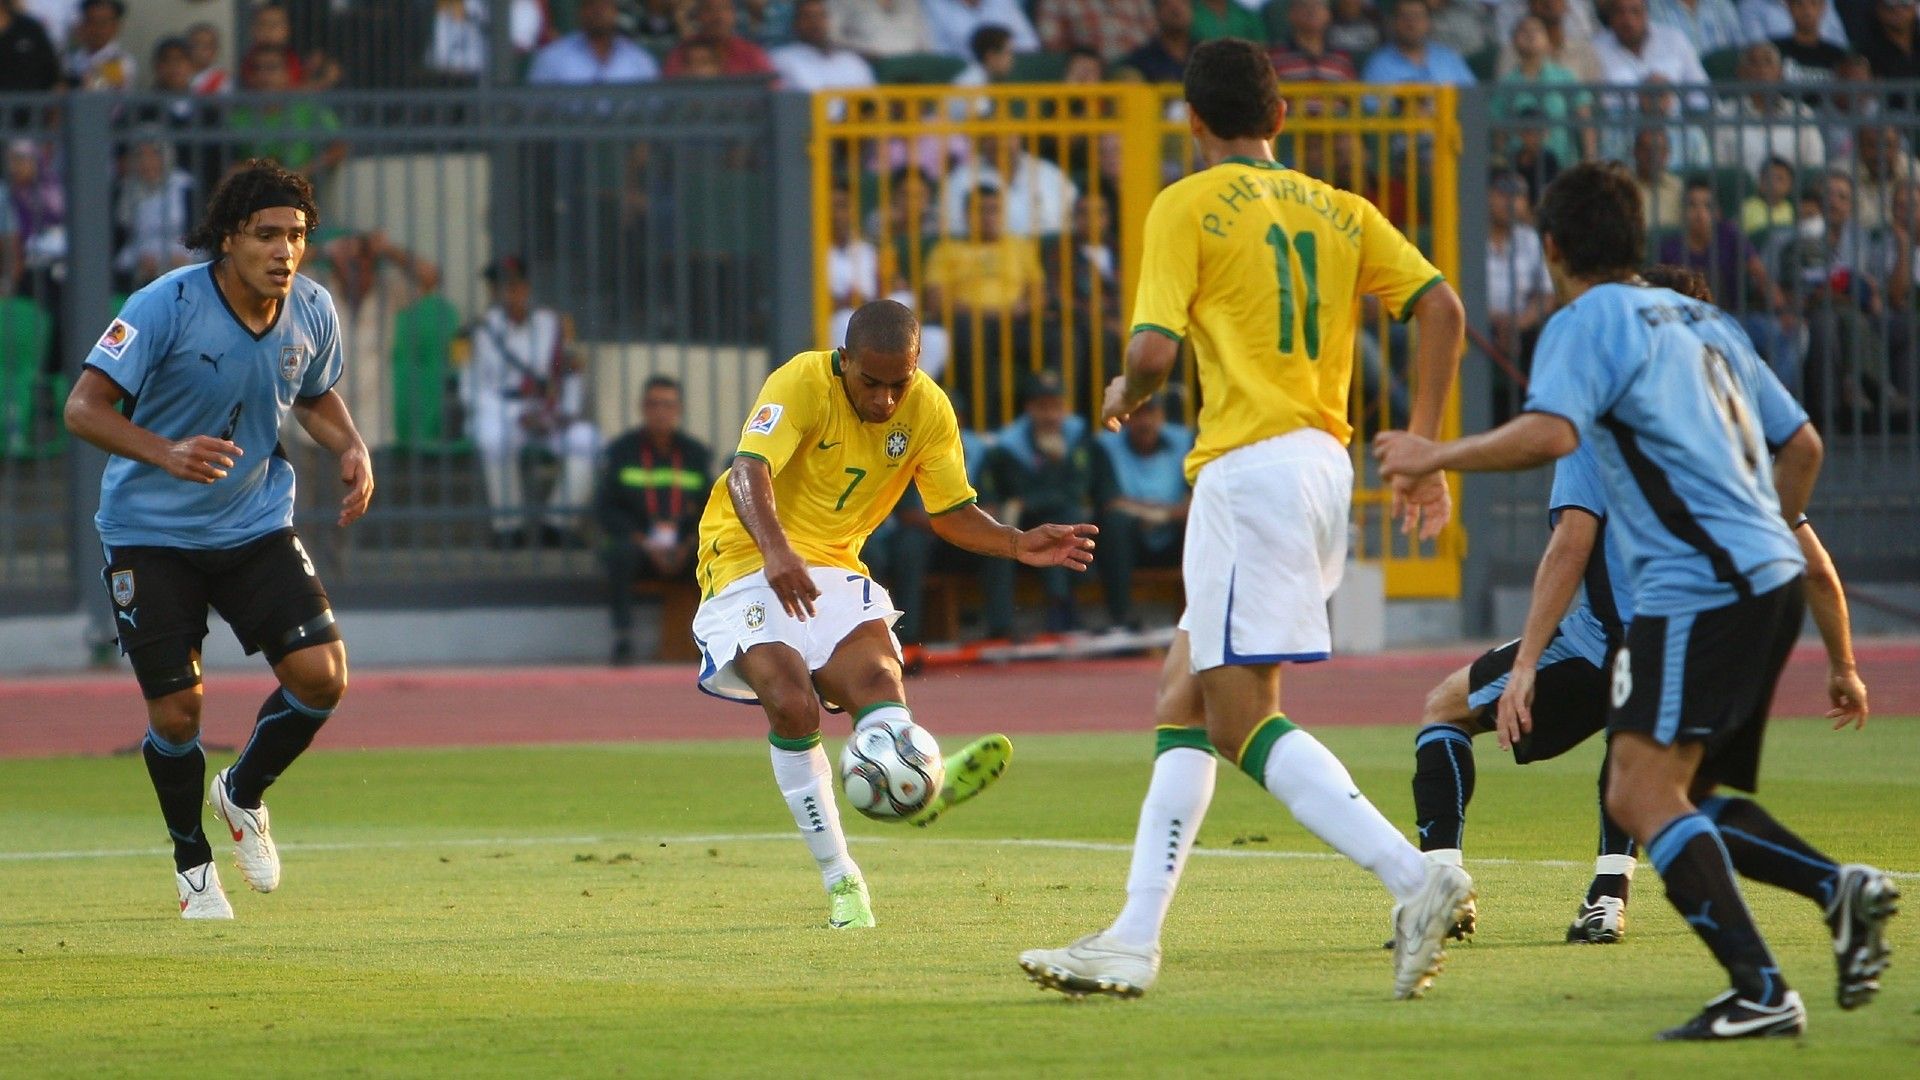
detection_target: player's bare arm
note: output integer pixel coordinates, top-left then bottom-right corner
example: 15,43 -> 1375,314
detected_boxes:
64,368 -> 243,485
927,502 -> 1097,570
1494,507 -> 1598,750
1374,411 -> 1579,480
728,454 -> 819,620
1795,520 -> 1868,729
1393,283 -> 1468,542
291,389 -> 375,527
1101,330 -> 1181,431
1769,422 -> 1822,523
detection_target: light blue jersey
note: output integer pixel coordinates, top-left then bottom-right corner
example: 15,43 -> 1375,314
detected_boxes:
86,262 -> 344,549
1526,283 -> 1808,617
1546,443 -> 1635,667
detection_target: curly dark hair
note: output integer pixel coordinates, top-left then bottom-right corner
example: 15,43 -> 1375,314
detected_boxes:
182,158 -> 319,255
1535,161 -> 1644,282
1185,38 -> 1282,142
1641,263 -> 1713,303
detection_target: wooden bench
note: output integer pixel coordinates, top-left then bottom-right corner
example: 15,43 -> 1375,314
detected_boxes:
916,565 -> 1185,644
632,579 -> 703,662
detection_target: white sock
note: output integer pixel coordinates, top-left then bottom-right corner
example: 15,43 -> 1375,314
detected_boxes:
853,701 -> 911,732
769,742 -> 859,888
1426,848 -> 1464,868
1594,853 -> 1637,878
1263,729 -> 1428,903
1108,747 -> 1217,948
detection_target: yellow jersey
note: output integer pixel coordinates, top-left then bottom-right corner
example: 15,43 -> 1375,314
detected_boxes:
696,349 -> 978,598
1131,156 -> 1444,481
922,236 -> 1046,312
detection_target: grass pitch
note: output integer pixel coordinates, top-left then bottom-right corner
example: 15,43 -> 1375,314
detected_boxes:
2,718 -> 1915,1077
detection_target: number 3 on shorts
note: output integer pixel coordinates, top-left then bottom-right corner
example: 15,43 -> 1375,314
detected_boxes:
293,535 -> 316,577
1610,647 -> 1632,709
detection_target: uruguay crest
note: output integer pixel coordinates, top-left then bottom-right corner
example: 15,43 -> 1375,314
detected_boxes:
280,344 -> 306,383
111,569 -> 135,608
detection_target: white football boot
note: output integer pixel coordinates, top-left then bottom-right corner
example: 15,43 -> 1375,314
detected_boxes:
176,861 -> 234,920
209,767 -> 281,893
1391,861 -> 1476,999
1019,932 -> 1161,998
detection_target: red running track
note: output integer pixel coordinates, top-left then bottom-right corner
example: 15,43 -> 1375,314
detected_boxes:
1,642 -> 1915,759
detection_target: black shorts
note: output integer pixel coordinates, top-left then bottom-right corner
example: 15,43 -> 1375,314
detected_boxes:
102,528 -> 339,667
1607,578 -> 1805,792
1465,631 -> 1610,765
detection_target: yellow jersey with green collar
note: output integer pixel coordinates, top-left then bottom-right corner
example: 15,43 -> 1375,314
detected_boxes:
695,349 -> 977,598
1131,156 -> 1444,481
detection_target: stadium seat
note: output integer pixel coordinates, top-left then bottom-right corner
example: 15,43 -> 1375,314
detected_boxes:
1701,47 -> 1741,81
0,297 -> 53,459
1009,51 -> 1068,82
871,53 -> 968,85
390,293 -> 465,451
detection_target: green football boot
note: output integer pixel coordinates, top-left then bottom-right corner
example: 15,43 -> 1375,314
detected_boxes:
827,874 -> 875,929
908,734 -> 1013,828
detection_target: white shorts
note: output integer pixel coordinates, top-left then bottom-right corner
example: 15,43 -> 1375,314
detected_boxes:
691,566 -> 903,705
1177,428 -> 1352,672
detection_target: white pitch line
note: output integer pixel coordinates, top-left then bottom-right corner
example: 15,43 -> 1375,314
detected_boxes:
2,832 -> 1916,880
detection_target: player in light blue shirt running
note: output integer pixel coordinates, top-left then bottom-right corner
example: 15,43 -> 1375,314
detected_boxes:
64,159 -> 374,920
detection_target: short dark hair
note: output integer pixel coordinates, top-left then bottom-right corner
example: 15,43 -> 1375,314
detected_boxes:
183,158 -> 318,254
1683,176 -> 1714,197
153,36 -> 191,64
1641,264 -> 1713,303
1761,154 -> 1793,176
81,0 -> 125,17
1066,45 -> 1103,67
969,24 -> 1013,62
845,299 -> 919,355
1535,161 -> 1644,281
1184,38 -> 1281,141
642,375 -> 684,399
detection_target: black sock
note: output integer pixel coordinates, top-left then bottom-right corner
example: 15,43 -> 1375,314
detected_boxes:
1699,795 -> 1841,908
1412,724 -> 1475,851
143,729 -> 213,873
1649,813 -> 1786,1005
1587,754 -> 1637,903
227,688 -> 333,809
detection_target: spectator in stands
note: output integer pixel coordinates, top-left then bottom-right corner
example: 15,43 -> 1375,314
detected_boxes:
1817,52 -> 1878,159
1632,125 -> 1687,229
185,22 -> 227,94
1271,0 -> 1360,80
1191,0 -> 1266,42
942,135 -> 1078,237
628,0 -> 686,52
1426,0 -> 1496,58
666,0 -> 777,76
1739,0 -> 1850,47
598,375 -> 712,665
1036,0 -> 1154,60
873,165 -> 939,291
982,371 -> 1094,634
1873,178 -> 1919,313
1122,0 -> 1195,82
827,0 -> 932,58
1775,170 -> 1912,413
1659,177 -> 1799,379
953,22 -> 1016,95
1091,391 -> 1190,631
827,180 -> 879,342
1486,170 -> 1553,372
922,0 -> 1040,58
1743,154 -> 1802,234
771,0 -> 876,91
924,186 -> 1048,415
1596,0 -> 1712,84
1328,0 -> 1385,56
1495,15 -> 1594,164
1497,0 -> 1600,79
1504,107 -> 1564,203
1063,42 -> 1108,82
1850,123 -> 1918,232
62,0 -> 131,91
21,0 -> 73,50
1364,0 -> 1478,82
308,229 -> 440,452
1773,0 -> 1849,80
527,0 -> 659,83
5,140 -> 63,366
231,45 -> 349,185
0,1 -> 61,92
249,2 -> 307,84
738,0 -> 796,43
1041,189 -> 1124,395
466,255 -> 601,549
111,138 -> 193,291
1857,0 -> 1918,79
1649,0 -> 1747,54
1714,42 -> 1826,175
424,0 -> 547,84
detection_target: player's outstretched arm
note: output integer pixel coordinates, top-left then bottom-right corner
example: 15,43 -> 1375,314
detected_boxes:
292,389 -> 374,527
64,368 -> 243,485
1495,508 -> 1598,751
728,454 -> 819,620
1392,283 -> 1468,542
1374,412 -> 1579,482
1795,520 -> 1868,730
1100,330 -> 1181,431
927,503 -> 1097,571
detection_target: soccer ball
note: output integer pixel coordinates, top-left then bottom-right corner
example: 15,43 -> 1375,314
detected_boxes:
840,718 -> 944,821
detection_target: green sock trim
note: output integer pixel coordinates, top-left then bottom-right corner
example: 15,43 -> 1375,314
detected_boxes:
1154,725 -> 1216,757
1236,714 -> 1298,781
852,700 -> 908,722
768,731 -> 822,752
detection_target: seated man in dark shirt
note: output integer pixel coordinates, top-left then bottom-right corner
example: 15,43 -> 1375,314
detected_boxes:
1092,391 -> 1191,630
597,375 -> 712,664
981,371 -> 1095,635
1123,0 -> 1195,83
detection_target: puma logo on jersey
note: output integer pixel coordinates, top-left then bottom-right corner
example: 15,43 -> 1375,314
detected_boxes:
199,353 -> 221,371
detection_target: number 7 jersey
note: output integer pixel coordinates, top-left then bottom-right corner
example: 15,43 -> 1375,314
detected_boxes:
1130,157 -> 1444,482
695,349 -> 977,599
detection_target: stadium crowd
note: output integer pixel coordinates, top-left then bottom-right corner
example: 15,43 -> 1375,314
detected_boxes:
2,0 -> 1917,651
